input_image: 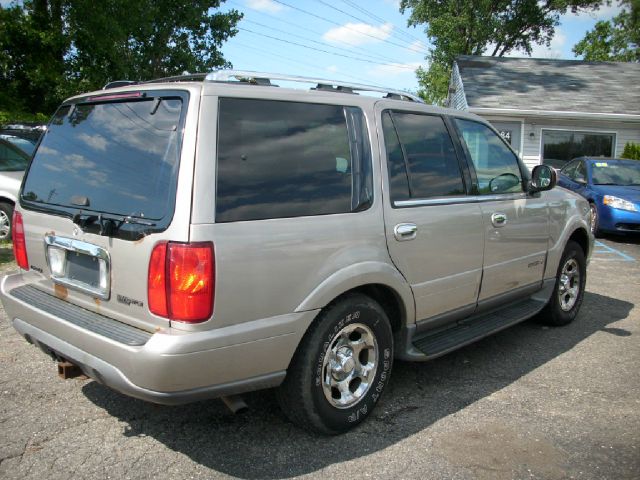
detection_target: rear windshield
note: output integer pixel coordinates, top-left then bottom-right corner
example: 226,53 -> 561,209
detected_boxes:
21,95 -> 184,220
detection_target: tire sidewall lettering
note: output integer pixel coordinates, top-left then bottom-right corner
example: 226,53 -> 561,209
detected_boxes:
311,303 -> 392,429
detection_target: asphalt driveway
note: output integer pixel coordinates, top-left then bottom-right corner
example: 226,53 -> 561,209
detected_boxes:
0,236 -> 639,479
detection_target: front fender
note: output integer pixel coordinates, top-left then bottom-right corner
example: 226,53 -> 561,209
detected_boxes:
544,189 -> 593,279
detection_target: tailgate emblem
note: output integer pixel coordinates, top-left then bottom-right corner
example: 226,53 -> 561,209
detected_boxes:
117,294 -> 144,308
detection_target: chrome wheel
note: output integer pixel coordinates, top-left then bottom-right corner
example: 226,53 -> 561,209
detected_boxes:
0,209 -> 10,240
558,258 -> 580,312
322,322 -> 378,409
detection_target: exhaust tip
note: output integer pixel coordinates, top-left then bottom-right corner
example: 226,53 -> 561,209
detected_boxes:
221,395 -> 248,414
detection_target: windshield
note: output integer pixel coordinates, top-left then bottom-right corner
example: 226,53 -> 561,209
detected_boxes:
1,135 -> 36,156
591,161 -> 640,186
21,95 -> 183,220
0,138 -> 30,171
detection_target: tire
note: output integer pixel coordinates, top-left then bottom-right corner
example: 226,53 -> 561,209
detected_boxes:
277,293 -> 393,434
0,202 -> 13,241
538,240 -> 586,326
589,203 -> 601,237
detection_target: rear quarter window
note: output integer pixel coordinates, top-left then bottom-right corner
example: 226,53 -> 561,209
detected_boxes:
216,98 -> 371,222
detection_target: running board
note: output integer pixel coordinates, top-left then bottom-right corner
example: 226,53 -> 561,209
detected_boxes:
410,297 -> 546,360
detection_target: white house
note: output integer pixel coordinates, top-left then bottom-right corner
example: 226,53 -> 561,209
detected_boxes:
447,56 -> 640,170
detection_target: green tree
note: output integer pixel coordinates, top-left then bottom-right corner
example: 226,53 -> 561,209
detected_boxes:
621,142 -> 640,160
573,0 -> 639,61
0,0 -> 241,120
0,1 -> 69,117
399,0 -> 605,105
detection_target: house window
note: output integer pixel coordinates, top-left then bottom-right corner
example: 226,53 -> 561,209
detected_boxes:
542,130 -> 615,168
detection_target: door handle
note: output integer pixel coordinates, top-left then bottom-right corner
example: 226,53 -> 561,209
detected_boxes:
394,223 -> 417,241
491,212 -> 508,227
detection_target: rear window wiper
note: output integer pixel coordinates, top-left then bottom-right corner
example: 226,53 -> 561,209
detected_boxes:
73,211 -> 155,236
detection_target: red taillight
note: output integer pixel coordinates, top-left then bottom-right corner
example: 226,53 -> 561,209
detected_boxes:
12,211 -> 29,270
148,242 -> 168,317
148,242 -> 214,323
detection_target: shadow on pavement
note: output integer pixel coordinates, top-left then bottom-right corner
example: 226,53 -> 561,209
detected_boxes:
599,234 -> 640,246
82,291 -> 633,479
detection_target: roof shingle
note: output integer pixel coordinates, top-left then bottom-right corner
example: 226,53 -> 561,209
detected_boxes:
455,56 -> 640,115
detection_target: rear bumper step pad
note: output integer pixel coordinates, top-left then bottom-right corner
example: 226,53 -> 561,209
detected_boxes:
10,285 -> 152,346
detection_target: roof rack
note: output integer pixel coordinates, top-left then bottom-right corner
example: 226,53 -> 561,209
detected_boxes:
205,70 -> 423,103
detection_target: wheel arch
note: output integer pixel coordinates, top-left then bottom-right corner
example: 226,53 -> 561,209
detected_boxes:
0,195 -> 16,207
295,261 -> 415,333
568,227 -> 590,258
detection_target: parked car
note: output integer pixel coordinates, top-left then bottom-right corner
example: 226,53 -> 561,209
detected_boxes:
0,137 -> 30,240
0,71 -> 593,434
0,134 -> 36,156
558,157 -> 640,236
0,123 -> 46,143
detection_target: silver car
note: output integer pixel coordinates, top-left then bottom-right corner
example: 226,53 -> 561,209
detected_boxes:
0,71 -> 593,434
0,136 -> 31,239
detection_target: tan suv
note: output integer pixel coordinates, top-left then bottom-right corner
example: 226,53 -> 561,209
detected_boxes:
0,71 -> 593,434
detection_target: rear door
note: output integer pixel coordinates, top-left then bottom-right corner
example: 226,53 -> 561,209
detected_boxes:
378,106 -> 484,325
452,118 -> 549,303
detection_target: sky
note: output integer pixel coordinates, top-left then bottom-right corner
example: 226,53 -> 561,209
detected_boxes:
0,0 -> 626,93
219,0 -> 625,92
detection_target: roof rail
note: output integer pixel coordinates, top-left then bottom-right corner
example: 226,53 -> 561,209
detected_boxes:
205,70 -> 423,103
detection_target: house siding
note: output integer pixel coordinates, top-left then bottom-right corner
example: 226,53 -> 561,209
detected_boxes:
481,115 -> 640,170
447,63 -> 468,110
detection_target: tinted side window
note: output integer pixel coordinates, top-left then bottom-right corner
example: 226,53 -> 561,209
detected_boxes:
384,111 -> 464,200
560,160 -> 579,178
382,112 -> 410,201
574,162 -> 587,181
216,99 -> 370,222
454,118 -> 523,194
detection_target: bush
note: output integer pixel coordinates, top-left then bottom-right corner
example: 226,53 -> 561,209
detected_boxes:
621,142 -> 640,160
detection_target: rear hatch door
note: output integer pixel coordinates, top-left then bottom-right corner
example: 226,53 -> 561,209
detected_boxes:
18,87 -> 199,331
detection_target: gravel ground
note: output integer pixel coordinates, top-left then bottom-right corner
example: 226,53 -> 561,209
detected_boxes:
0,237 -> 639,480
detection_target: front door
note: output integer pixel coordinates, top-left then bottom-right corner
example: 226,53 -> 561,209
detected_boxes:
378,107 -> 484,324
453,118 -> 549,302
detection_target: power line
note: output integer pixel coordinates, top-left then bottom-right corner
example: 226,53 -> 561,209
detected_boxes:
228,0 -> 414,64
316,0 -> 428,52
230,40 -> 390,88
269,0 -> 426,53
339,0 -> 426,45
243,19 -> 405,65
238,27 -> 417,70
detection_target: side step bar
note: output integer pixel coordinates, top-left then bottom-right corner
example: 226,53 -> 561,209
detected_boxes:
405,297 -> 547,361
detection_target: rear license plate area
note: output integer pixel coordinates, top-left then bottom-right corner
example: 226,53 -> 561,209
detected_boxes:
66,251 -> 101,288
45,235 -> 111,299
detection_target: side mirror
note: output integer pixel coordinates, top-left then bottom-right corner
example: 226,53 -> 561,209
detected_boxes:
530,164 -> 557,193
489,172 -> 521,193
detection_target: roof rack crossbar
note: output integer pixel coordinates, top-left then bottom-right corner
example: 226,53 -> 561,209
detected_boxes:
205,70 -> 423,103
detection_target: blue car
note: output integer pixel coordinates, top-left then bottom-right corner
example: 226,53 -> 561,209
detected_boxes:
558,157 -> 640,236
